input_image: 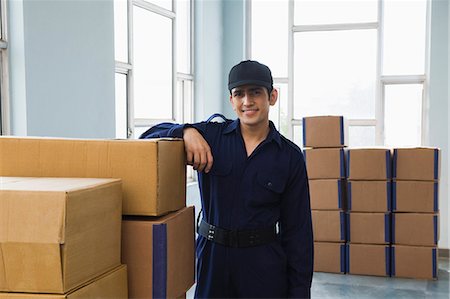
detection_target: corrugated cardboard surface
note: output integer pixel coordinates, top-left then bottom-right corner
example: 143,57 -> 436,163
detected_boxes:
393,148 -> 440,181
309,179 -> 346,210
392,245 -> 437,280
121,206 -> 195,299
393,213 -> 439,246
303,116 -> 347,148
348,212 -> 390,244
312,210 -> 346,242
0,136 -> 186,216
0,177 -> 122,294
314,242 -> 346,273
347,181 -> 391,212
304,148 -> 346,179
347,148 -> 391,180
0,265 -> 128,298
393,181 -> 438,212
348,244 -> 390,277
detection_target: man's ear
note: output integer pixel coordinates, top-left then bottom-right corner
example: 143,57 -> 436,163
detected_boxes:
269,88 -> 278,106
229,95 -> 236,111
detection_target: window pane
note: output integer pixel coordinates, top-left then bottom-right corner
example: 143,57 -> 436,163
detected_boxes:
382,0 -> 427,75
348,126 -> 375,147
251,0 -> 288,77
177,0 -> 190,74
269,83 -> 288,133
115,73 -> 128,138
293,125 -> 304,149
146,0 -> 172,11
384,84 -> 422,147
294,0 -> 378,25
293,29 -> 377,119
133,6 -> 173,119
183,80 -> 193,123
114,0 -> 128,62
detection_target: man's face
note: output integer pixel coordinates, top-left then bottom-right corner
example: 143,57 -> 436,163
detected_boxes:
229,85 -> 277,129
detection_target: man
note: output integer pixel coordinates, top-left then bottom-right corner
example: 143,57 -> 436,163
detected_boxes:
141,60 -> 313,298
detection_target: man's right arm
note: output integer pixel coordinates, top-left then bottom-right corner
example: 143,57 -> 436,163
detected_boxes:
140,122 -> 213,173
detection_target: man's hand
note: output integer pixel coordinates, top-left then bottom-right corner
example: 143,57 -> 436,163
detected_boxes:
183,127 -> 213,173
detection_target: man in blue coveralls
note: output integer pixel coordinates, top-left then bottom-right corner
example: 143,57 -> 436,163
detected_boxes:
141,60 -> 313,298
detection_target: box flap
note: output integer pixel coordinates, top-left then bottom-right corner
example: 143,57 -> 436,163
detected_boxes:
1,243 -> 63,293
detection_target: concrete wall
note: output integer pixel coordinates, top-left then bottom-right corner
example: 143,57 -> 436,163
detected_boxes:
8,0 -> 115,138
429,0 -> 449,249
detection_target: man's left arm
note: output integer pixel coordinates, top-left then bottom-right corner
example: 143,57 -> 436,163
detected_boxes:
280,153 -> 314,298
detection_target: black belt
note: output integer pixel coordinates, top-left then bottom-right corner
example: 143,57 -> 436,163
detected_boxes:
198,220 -> 277,248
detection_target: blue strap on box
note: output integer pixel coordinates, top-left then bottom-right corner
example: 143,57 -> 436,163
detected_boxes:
346,244 -> 350,274
346,150 -> 350,178
434,182 -> 438,212
392,181 -> 397,211
385,246 -> 391,277
391,246 -> 396,276
393,149 -> 398,179
340,211 -> 346,241
385,150 -> 391,179
434,215 -> 438,245
347,181 -> 352,211
434,149 -> 439,180
432,248 -> 437,278
340,149 -> 346,178
387,182 -> 392,212
385,213 -> 391,243
153,224 -> 168,299
391,214 -> 395,244
346,213 -> 350,242
340,244 -> 346,273
302,118 -> 307,147
339,116 -> 344,146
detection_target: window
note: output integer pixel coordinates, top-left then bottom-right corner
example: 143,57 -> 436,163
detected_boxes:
0,0 -> 9,135
249,0 -> 429,148
114,0 -> 194,139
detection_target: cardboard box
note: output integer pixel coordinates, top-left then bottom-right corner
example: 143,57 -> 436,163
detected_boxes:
311,210 -> 346,242
0,136 -> 186,216
303,148 -> 346,179
347,148 -> 391,180
391,245 -> 438,280
302,116 -> 347,148
309,179 -> 346,210
393,147 -> 440,181
347,181 -> 391,212
347,212 -> 390,244
393,181 -> 438,213
0,177 -> 122,293
122,206 -> 195,299
0,265 -> 128,298
392,213 -> 439,246
347,244 -> 390,277
314,242 -> 346,274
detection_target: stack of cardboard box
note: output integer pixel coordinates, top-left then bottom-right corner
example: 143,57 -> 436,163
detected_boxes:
0,177 -> 128,298
391,148 -> 440,280
303,116 -> 348,274
346,148 -> 392,277
0,137 -> 196,298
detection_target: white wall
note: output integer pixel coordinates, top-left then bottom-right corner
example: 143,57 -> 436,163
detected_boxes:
8,0 -> 116,138
429,0 -> 449,249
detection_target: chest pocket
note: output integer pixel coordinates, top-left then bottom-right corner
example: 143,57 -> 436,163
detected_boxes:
253,171 -> 287,206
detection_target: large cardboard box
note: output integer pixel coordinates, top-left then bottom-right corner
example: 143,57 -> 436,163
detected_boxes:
302,116 -> 347,148
309,179 -> 346,210
391,245 -> 438,280
122,206 -> 195,299
0,177 -> 122,294
0,136 -> 186,216
393,181 -> 438,213
393,147 -> 440,181
347,244 -> 391,277
314,242 -> 346,274
303,148 -> 346,179
347,148 -> 391,180
392,213 -> 438,246
347,212 -> 390,244
311,210 -> 346,242
347,181 -> 391,212
0,265 -> 128,298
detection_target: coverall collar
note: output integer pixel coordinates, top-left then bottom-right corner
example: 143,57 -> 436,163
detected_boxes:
223,119 -> 282,148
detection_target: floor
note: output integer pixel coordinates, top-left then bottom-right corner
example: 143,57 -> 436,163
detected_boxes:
186,258 -> 449,298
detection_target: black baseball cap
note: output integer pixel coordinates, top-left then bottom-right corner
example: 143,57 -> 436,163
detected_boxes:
228,60 -> 273,93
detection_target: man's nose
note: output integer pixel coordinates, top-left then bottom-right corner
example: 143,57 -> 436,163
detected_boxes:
242,93 -> 252,105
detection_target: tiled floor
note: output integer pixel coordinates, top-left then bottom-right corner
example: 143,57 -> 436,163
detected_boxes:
186,258 -> 449,298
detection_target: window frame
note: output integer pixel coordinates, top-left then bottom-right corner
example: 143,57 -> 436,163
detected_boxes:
0,0 -> 9,135
114,0 -> 195,139
247,0 -> 431,147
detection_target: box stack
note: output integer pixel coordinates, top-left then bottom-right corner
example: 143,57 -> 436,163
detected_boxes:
0,137 -> 196,298
346,148 -> 392,277
391,147 -> 440,280
303,116 -> 347,274
0,177 -> 128,298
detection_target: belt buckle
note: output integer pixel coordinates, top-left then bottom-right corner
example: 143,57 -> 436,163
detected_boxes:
207,224 -> 215,241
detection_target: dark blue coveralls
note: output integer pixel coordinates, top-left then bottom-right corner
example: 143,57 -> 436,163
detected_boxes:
141,118 -> 313,298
